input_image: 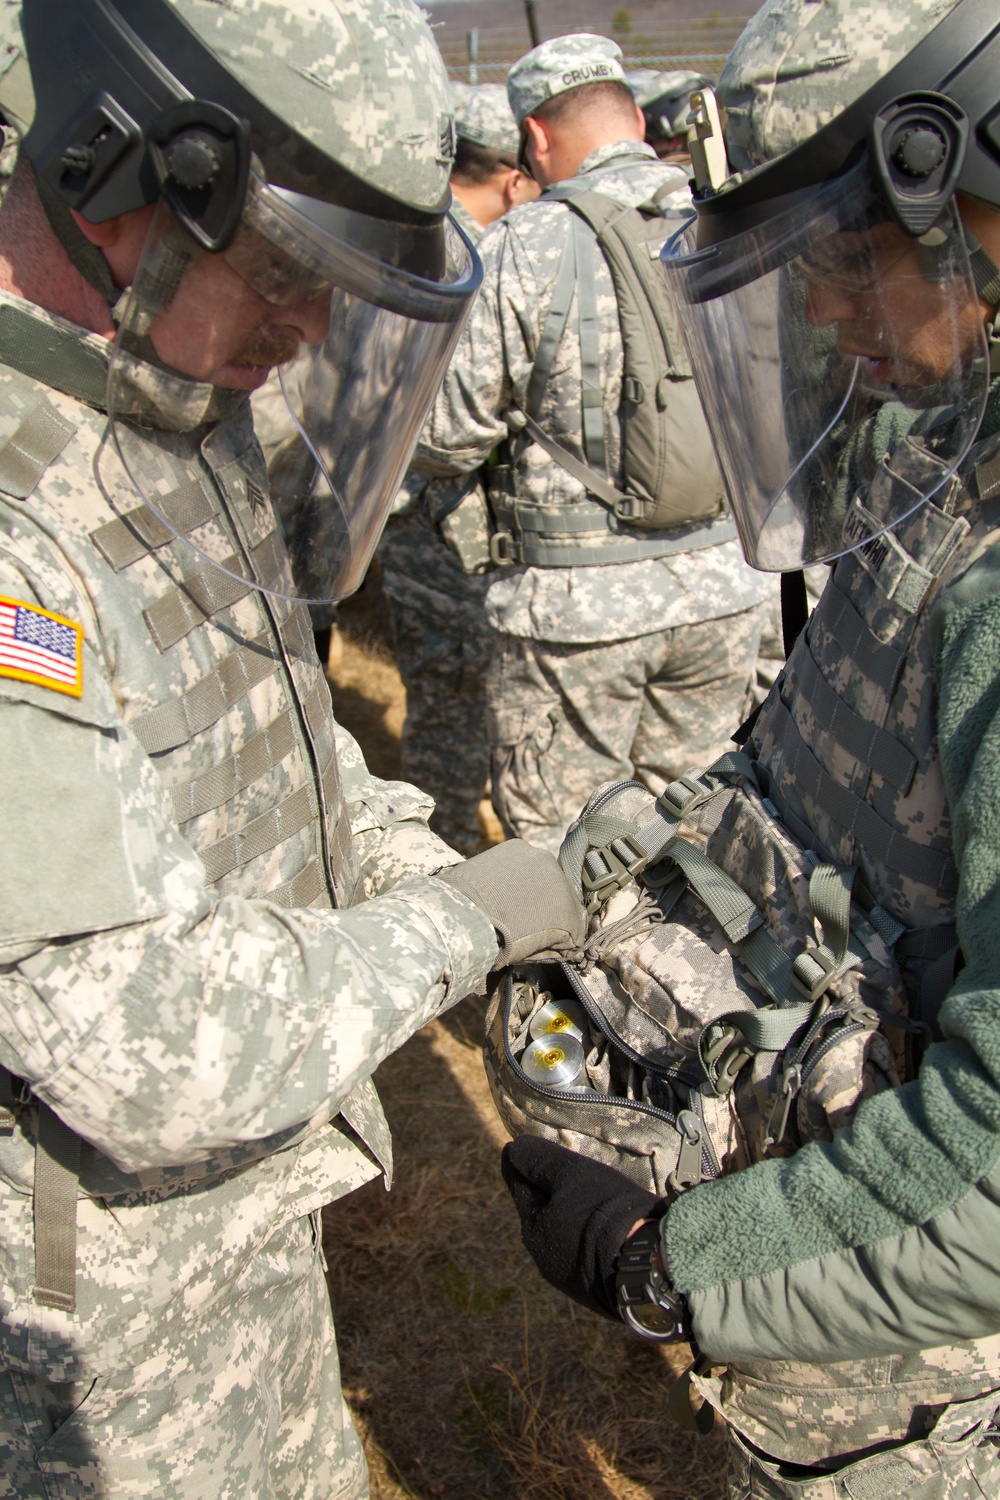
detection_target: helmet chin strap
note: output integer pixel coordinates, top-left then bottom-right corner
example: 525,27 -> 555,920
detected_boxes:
964,227 -> 1000,375
33,170 -> 122,312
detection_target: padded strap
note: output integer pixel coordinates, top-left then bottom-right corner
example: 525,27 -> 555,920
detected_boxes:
0,398 -> 76,500
573,213 -> 607,475
524,226 -> 578,422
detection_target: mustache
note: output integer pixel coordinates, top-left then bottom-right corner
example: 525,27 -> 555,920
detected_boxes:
230,328 -> 302,368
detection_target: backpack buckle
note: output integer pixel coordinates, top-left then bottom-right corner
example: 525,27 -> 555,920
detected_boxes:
581,833 -> 648,910
657,773 -> 713,820
488,530 -> 515,566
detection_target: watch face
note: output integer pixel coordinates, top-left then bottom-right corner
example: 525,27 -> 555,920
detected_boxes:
626,1302 -> 682,1338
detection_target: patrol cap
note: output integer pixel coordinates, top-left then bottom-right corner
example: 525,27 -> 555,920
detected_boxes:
507,33 -> 628,128
719,0 -> 962,172
454,82 -> 520,160
634,70 -> 713,139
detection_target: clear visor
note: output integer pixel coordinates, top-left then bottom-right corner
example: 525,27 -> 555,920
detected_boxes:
107,168 -> 481,604
661,161 -> 989,571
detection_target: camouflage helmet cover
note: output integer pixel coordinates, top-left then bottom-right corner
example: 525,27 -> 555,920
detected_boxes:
633,69 -> 713,139
719,0 -> 961,173
19,0 -> 455,222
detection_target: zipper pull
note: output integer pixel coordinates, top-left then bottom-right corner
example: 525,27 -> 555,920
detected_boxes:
667,1109 -> 704,1193
764,1062 -> 802,1152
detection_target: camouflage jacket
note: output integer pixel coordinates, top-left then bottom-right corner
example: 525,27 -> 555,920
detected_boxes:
416,140 -> 773,644
0,293 -> 498,1328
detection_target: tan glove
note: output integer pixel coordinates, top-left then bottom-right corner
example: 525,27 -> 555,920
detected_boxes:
437,840 -> 587,966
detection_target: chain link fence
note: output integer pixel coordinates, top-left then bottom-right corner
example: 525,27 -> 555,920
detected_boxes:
436,15 -> 748,83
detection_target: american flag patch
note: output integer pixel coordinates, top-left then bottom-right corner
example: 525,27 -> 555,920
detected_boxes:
0,595 -> 83,698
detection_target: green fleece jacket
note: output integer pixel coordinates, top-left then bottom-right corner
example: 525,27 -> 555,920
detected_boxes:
663,400 -> 1000,1365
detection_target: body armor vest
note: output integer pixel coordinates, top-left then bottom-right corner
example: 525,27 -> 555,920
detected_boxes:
0,301 -> 388,1313
707,438 -> 1000,1463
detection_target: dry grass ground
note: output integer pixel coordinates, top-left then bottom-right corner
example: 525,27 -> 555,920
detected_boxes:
322,573 -> 727,1500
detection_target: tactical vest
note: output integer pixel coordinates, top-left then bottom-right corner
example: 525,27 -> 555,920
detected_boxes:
704,441 -> 1000,1463
489,159 -> 736,568
487,434 -> 1000,1462
0,296 -> 387,1313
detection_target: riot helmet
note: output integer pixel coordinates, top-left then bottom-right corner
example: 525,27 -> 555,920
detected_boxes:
661,0 -> 1000,572
15,0 -> 482,604
632,70 -> 712,158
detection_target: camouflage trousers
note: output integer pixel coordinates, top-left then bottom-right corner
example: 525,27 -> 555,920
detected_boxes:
692,1346 -> 1000,1500
381,510 -> 495,859
486,602 -> 769,855
0,1208 -> 367,1499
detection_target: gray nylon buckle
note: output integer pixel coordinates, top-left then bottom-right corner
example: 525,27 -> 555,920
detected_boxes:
791,945 -> 840,1002
489,531 -> 515,566
581,833 -> 648,911
657,774 -> 713,820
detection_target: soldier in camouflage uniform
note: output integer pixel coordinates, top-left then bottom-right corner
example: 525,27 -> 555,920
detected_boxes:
417,34 -> 774,857
379,85 -> 537,857
500,1 -> 1000,1495
0,2 -> 587,1494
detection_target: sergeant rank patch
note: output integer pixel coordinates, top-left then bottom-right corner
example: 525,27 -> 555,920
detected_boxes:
0,595 -> 83,698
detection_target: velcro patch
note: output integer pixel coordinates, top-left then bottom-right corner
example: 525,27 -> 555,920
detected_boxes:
0,595 -> 83,698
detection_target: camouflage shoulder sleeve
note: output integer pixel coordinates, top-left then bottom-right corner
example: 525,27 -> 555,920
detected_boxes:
663,538 -> 1000,1364
0,557 -> 497,1176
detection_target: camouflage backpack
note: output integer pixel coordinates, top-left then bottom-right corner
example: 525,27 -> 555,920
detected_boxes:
484,751 -> 914,1198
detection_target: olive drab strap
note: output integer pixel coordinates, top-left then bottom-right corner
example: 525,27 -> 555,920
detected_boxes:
0,1065 -> 80,1313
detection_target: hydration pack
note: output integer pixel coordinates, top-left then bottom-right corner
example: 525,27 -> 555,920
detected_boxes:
514,175 -> 727,534
484,752 -> 915,1198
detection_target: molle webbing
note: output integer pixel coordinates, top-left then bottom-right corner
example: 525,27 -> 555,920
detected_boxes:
142,528 -> 285,652
0,398 -> 76,499
793,636 -> 917,794
765,692 -> 956,893
170,708 -> 298,824
199,777 -> 321,885
90,481 -> 219,571
821,575 -> 906,694
267,857 -> 326,909
131,605 -> 311,755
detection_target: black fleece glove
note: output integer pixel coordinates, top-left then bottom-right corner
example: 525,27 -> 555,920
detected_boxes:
501,1136 -> 661,1320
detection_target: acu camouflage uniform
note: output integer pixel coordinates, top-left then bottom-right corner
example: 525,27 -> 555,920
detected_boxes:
379,198 -> 494,858
418,136 -> 774,857
647,2 -> 1000,1494
0,295 -> 497,1495
379,82 -> 526,857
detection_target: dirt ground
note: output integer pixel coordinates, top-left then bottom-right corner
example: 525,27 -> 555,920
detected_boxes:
321,572 -> 727,1500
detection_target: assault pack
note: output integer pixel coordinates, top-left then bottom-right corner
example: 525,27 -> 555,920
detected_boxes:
484,752 -> 917,1198
488,169 -> 734,569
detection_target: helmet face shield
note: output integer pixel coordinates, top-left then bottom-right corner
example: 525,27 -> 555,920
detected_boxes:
662,161 -> 989,571
107,170 -> 481,604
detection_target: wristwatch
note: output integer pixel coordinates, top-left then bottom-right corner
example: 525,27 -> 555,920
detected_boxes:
615,1219 -> 691,1342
